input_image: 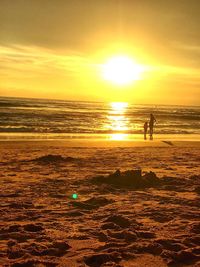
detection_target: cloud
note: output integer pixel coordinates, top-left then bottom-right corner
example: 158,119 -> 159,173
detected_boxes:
1,43 -> 200,86
0,45 -> 94,77
171,40 -> 200,54
0,43 -> 199,105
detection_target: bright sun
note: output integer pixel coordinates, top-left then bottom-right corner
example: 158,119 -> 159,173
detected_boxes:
102,55 -> 144,85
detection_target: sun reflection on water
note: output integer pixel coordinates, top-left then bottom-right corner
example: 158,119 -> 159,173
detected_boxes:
109,133 -> 129,141
105,102 -> 130,140
110,102 -> 128,113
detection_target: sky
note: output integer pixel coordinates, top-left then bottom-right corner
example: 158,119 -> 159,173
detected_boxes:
0,0 -> 200,105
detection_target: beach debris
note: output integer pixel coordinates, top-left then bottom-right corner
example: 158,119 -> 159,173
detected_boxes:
91,169 -> 160,188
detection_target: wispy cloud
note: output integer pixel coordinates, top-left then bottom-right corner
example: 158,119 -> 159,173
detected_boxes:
147,62 -> 200,85
173,42 -> 200,53
1,44 -> 200,91
0,45 -> 95,77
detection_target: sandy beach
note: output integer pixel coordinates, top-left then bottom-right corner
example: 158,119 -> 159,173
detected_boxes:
0,140 -> 200,267
1,0 -> 200,265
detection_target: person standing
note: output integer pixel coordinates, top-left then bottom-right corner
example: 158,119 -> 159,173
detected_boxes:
149,113 -> 156,139
144,121 -> 148,140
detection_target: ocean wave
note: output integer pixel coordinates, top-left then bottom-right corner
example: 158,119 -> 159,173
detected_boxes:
0,96 -> 200,136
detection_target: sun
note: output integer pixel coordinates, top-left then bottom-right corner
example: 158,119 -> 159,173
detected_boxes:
102,55 -> 144,85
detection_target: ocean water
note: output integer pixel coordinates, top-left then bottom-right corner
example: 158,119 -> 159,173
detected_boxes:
0,96 -> 200,140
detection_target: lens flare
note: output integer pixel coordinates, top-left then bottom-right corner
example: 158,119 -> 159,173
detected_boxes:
72,193 -> 78,199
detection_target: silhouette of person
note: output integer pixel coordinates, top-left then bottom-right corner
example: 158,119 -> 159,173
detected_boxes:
144,121 -> 148,140
149,113 -> 156,139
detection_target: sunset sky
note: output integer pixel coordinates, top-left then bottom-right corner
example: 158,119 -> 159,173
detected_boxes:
0,0 -> 200,105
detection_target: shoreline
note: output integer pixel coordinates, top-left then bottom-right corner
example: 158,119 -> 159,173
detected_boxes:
0,133 -> 200,144
0,139 -> 200,148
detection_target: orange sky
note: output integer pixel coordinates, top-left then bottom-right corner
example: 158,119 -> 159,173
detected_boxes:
0,0 -> 200,105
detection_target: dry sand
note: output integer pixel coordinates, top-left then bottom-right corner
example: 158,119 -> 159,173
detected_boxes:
0,140 -> 200,267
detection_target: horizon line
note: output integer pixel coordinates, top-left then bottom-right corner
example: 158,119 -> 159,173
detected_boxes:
0,95 -> 200,108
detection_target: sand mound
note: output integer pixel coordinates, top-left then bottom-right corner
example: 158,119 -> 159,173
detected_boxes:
91,169 -> 160,188
32,154 -> 79,164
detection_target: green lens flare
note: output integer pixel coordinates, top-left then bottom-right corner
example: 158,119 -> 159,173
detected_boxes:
72,193 -> 78,199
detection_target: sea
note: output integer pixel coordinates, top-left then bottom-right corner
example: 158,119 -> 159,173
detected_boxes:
0,96 -> 200,141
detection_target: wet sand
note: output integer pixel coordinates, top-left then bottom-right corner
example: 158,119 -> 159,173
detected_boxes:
0,140 -> 200,266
